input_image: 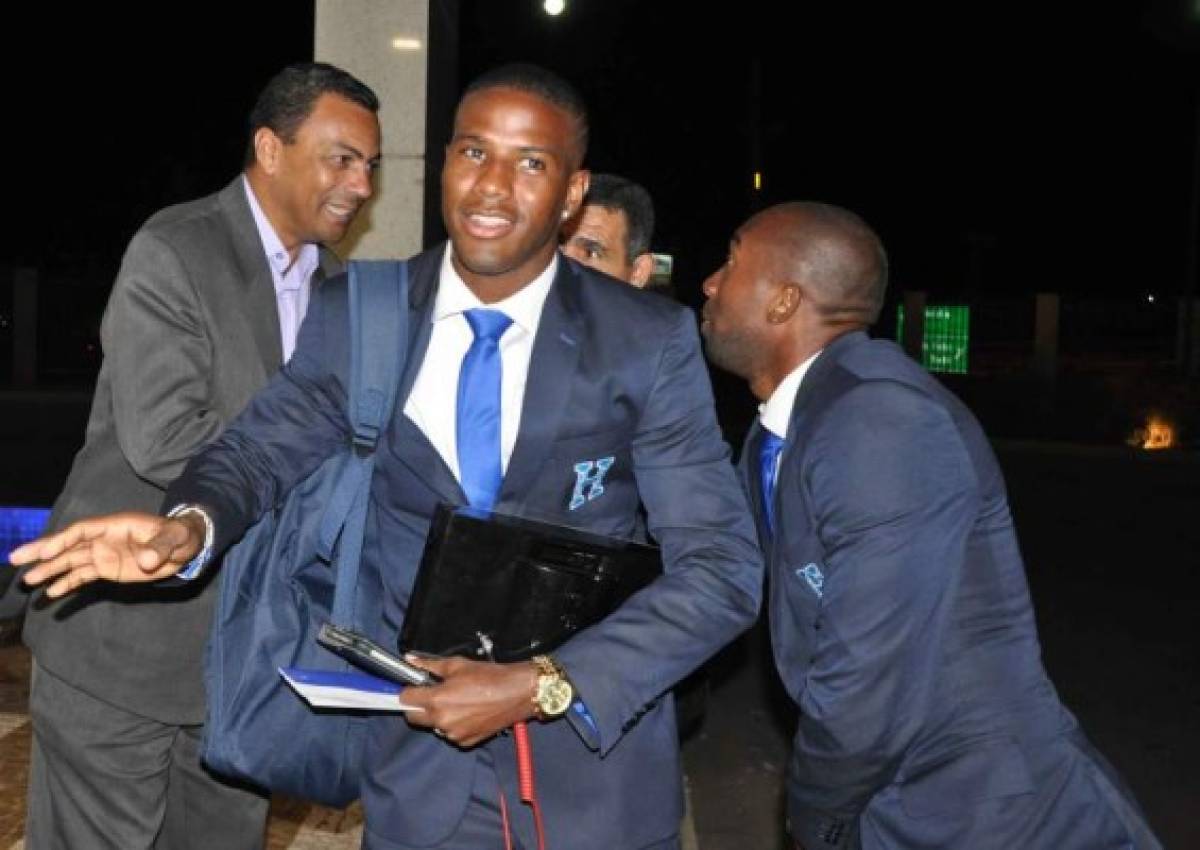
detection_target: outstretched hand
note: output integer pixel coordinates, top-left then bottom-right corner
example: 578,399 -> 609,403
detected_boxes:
9,511 -> 206,598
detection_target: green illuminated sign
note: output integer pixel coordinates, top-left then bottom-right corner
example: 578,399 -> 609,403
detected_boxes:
896,305 -> 969,374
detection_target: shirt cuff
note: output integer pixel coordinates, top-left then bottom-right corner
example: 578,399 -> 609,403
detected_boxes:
165,504 -> 214,581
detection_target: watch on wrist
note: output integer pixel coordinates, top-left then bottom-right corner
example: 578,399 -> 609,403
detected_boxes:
531,654 -> 574,718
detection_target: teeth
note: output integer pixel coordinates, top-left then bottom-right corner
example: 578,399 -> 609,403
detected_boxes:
471,214 -> 509,226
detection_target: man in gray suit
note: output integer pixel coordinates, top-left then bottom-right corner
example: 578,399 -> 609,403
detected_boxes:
14,63 -> 381,849
700,202 -> 1160,849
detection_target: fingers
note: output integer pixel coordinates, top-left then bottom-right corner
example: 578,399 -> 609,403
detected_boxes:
405,655 -> 457,680
16,513 -> 189,598
9,520 -> 100,566
22,542 -> 109,590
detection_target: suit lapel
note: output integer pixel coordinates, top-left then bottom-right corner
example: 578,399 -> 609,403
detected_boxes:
389,247 -> 466,505
741,421 -> 773,548
784,330 -> 866,444
753,332 -> 868,549
497,263 -> 584,508
217,178 -> 284,375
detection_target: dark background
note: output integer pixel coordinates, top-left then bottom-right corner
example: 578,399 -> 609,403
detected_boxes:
3,1 -> 1199,447
3,2 -> 1199,331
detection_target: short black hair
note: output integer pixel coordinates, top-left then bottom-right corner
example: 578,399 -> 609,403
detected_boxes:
244,62 -> 379,167
462,63 -> 589,163
585,173 -> 655,259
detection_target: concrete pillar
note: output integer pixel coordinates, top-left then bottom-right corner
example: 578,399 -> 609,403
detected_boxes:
1033,293 -> 1059,380
315,0 -> 430,260
902,290 -> 926,362
13,268 -> 37,387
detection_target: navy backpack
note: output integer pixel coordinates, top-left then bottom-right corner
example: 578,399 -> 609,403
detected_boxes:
202,260 -> 408,807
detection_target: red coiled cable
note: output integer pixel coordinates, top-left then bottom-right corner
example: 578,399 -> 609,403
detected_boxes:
498,720 -> 547,850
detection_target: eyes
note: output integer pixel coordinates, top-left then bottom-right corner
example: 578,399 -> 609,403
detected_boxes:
581,241 -> 605,260
456,145 -> 549,174
327,153 -> 379,176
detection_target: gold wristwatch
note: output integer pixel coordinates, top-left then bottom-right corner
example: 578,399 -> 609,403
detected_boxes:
531,654 -> 574,718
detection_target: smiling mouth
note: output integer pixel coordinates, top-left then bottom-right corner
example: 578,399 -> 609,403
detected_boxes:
324,202 -> 359,222
462,210 -> 515,239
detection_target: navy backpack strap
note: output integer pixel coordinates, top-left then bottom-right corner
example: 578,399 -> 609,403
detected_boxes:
316,260 -> 409,626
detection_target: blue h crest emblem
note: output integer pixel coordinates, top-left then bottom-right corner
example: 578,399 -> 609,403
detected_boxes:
796,563 -> 825,598
569,456 -> 615,511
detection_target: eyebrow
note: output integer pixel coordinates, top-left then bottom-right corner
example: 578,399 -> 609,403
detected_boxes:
332,141 -> 381,165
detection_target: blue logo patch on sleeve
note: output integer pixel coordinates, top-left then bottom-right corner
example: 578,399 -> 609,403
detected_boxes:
796,563 -> 824,598
569,456 -> 615,511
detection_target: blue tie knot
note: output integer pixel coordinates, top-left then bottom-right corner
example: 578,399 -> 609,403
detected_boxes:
760,430 -> 785,459
464,308 -> 513,343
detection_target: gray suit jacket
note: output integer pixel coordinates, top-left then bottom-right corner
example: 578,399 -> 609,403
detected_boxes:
20,177 -> 340,724
740,331 -> 1160,849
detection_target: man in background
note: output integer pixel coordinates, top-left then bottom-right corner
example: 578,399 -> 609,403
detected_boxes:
12,62 -> 380,849
561,172 -> 657,288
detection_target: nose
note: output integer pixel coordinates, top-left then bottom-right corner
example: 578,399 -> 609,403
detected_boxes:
701,269 -> 719,299
347,162 -> 374,201
475,157 -> 512,199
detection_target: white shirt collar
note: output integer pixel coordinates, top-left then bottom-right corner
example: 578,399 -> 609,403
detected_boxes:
242,175 -> 318,288
433,244 -> 557,335
758,350 -> 823,440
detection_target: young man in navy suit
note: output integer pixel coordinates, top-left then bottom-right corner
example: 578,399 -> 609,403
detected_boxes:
13,65 -> 762,850
699,201 -> 1160,850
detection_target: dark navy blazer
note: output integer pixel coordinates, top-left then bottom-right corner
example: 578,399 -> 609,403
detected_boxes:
739,331 -> 1159,850
169,245 -> 763,850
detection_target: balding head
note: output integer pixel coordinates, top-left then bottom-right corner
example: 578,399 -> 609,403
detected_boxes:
701,201 -> 889,399
753,202 -> 888,326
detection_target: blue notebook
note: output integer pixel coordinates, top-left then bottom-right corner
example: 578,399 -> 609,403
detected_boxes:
279,667 -> 419,712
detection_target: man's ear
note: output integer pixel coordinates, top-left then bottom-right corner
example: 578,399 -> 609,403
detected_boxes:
562,169 -> 590,222
252,127 -> 283,175
629,253 -> 655,288
767,283 -> 802,324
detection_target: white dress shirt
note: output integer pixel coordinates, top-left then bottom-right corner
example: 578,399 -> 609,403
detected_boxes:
243,176 -> 318,362
176,246 -> 559,578
402,245 -> 557,482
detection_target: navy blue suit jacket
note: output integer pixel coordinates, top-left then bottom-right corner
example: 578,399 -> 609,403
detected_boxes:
740,331 -> 1159,850
169,246 -> 762,849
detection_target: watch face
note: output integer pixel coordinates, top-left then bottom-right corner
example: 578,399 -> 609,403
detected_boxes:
538,676 -> 574,716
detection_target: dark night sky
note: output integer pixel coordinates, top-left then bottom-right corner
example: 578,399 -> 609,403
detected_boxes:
4,1 -> 1198,322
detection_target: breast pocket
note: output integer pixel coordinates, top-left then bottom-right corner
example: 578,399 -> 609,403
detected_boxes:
545,429 -> 633,518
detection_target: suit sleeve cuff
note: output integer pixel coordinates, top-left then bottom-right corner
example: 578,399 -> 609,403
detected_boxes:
165,504 -> 214,581
565,697 -> 600,750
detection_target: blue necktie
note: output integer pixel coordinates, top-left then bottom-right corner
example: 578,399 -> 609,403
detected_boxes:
456,309 -> 513,511
758,428 -> 785,536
